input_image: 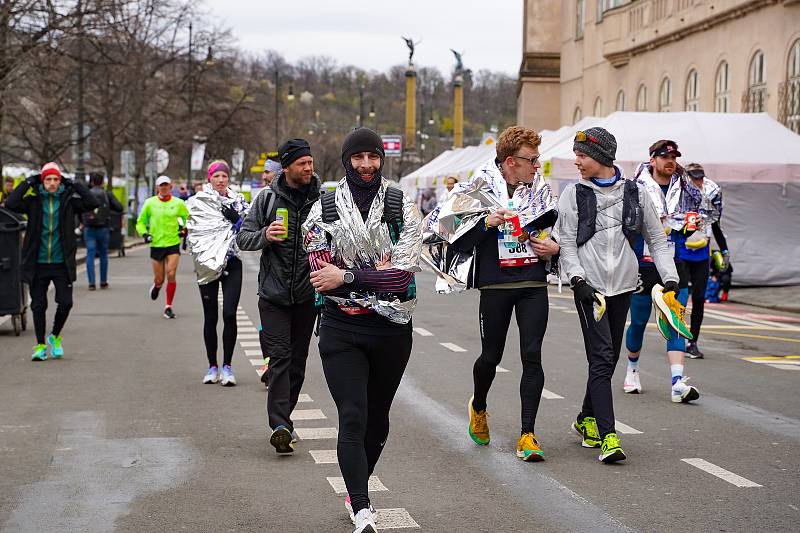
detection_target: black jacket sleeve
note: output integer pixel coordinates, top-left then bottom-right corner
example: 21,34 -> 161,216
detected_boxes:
69,179 -> 99,214
236,190 -> 271,251
5,181 -> 31,214
107,191 -> 123,213
452,216 -> 494,252
711,221 -> 728,251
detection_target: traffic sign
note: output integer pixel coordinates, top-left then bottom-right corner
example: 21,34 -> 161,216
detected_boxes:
382,135 -> 402,157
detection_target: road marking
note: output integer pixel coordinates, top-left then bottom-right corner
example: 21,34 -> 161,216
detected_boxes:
767,364 -> 800,371
296,427 -> 338,440
239,341 -> 261,347
244,349 -> 262,357
309,449 -> 338,464
413,327 -> 434,336
743,356 -> 800,371
549,305 -> 568,310
237,333 -> 259,339
327,475 -> 387,494
743,355 -> 800,361
703,331 -> 800,344
237,306 -> 244,310
238,327 -> 257,333
496,366 -> 510,373
615,421 -> 643,434
440,342 -> 466,352
297,394 -> 313,403
703,308 -> 799,331
562,310 -> 579,314
292,409 -> 327,420
681,458 -> 762,487
249,359 -> 263,366
236,320 -> 254,326
376,508 -> 420,530
541,388 -> 564,400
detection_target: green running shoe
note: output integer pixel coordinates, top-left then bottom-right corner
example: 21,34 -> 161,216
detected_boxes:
467,396 -> 490,446
47,334 -> 64,359
599,432 -> 626,463
651,285 -> 693,339
573,416 -> 601,448
654,306 -> 672,341
31,344 -> 48,361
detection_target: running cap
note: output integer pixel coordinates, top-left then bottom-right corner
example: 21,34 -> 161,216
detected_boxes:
155,175 -> 172,186
649,139 -> 681,158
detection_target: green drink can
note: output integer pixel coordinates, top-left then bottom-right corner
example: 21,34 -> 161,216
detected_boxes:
275,208 -> 289,238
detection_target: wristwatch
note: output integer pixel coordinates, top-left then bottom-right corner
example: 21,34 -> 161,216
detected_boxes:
342,271 -> 355,284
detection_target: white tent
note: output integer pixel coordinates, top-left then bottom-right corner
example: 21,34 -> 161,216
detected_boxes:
541,112 -> 800,286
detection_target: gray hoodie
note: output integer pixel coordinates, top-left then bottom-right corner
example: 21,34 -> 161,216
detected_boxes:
557,168 -> 678,297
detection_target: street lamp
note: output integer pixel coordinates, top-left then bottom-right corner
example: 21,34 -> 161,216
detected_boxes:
358,85 -> 365,127
274,71 -> 295,147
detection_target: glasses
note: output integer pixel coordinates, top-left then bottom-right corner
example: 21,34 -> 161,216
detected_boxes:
513,154 -> 540,166
574,130 -> 600,143
687,170 -> 705,179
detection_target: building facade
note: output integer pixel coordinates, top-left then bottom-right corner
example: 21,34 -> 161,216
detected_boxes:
517,0 -> 800,134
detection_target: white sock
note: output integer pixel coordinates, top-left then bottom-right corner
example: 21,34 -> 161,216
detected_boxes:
628,358 -> 639,372
671,364 -> 684,386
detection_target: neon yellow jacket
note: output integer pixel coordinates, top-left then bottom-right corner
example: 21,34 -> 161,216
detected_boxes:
136,195 -> 189,248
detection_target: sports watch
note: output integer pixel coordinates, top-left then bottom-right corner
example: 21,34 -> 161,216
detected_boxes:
342,271 -> 355,284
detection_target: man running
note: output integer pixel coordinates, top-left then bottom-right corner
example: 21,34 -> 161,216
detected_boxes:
6,163 -> 98,360
136,175 -> 189,319
623,140 -> 701,403
451,125 -> 559,462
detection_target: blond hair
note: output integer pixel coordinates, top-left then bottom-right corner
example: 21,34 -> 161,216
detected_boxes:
496,126 -> 541,162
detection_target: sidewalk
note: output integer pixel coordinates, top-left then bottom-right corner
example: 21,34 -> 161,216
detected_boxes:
75,238 -> 145,266
729,285 -> 800,314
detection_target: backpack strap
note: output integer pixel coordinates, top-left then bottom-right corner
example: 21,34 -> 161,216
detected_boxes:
621,179 -> 642,248
382,186 -> 404,243
320,191 -> 339,223
260,190 -> 277,228
575,183 -> 597,247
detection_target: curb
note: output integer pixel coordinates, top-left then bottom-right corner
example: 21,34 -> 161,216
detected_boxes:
727,298 -> 800,315
75,241 -> 148,267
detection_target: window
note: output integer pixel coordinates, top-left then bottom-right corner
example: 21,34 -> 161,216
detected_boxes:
616,89 -> 625,111
636,84 -> 647,111
576,0 -> 585,39
685,69 -> 699,111
746,50 -> 767,112
784,40 -> 800,133
715,61 -> 730,112
573,106 -> 582,124
593,96 -> 603,116
659,77 -> 672,111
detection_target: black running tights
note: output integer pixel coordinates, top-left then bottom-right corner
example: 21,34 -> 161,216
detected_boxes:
29,263 -> 73,344
684,258 -> 710,341
198,257 -> 242,367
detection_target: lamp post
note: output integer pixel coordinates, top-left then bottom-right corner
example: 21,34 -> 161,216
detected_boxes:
185,22 -> 194,184
274,69 -> 279,149
358,85 -> 365,127
75,0 -> 86,180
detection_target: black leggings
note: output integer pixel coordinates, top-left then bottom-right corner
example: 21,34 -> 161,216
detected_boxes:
29,263 -> 73,344
472,287 -> 548,434
684,258 -> 710,341
198,257 -> 242,367
318,326 -> 412,516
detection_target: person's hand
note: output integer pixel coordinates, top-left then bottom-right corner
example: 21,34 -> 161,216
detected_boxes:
25,174 -> 41,186
143,233 -> 153,244
310,260 -> 345,293
221,204 -> 240,224
485,208 -> 512,228
178,227 -> 188,238
531,236 -> 559,258
376,253 -> 393,271
571,277 -> 600,305
662,280 -> 679,295
722,250 -> 731,269
265,220 -> 287,242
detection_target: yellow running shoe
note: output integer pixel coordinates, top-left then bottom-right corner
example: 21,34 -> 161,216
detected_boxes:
467,396 -> 490,445
651,284 -> 693,339
516,432 -> 545,461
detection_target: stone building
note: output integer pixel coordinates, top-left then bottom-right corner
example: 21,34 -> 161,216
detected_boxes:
517,0 -> 800,134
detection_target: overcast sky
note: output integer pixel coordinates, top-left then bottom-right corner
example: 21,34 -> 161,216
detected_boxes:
202,0 -> 523,76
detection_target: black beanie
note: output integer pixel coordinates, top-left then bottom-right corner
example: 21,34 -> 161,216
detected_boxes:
279,138 -> 312,168
341,128 -> 385,167
573,127 -> 617,167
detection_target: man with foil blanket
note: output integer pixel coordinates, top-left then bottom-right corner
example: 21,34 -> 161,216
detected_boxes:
425,126 -> 560,462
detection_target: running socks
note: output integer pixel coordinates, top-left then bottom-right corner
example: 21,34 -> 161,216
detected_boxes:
627,356 -> 639,371
670,364 -> 684,386
166,281 -> 176,307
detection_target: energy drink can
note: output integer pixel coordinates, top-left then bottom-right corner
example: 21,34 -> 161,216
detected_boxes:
275,208 -> 289,238
685,211 -> 698,232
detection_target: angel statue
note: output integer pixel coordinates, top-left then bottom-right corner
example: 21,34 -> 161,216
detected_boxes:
402,36 -> 419,63
450,49 -> 464,73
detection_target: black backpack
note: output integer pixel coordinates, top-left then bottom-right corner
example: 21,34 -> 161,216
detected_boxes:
575,179 -> 641,248
84,188 -> 111,227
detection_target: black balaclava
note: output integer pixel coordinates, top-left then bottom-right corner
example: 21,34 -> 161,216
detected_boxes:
341,128 -> 385,216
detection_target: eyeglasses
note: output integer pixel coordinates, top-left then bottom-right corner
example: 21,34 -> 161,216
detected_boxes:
574,130 -> 600,143
513,154 -> 540,166
687,170 -> 705,179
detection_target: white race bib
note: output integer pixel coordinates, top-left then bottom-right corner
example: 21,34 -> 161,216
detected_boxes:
497,234 -> 538,267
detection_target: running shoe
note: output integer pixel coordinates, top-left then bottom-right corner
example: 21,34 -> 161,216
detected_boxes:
516,432 -> 545,462
654,306 -> 672,341
291,430 -> 299,444
270,425 -> 294,455
671,377 -> 700,403
599,432 -> 626,463
149,283 -> 160,300
623,369 -> 642,394
203,366 -> 219,384
467,396 -> 490,446
572,416 -> 601,448
352,507 -> 377,533
163,306 -> 176,319
345,495 -> 377,525
220,365 -> 237,386
651,284 -> 692,339
685,341 -> 704,359
88,284 -> 96,291
31,344 -> 47,361
100,282 -> 109,289
47,334 -> 64,359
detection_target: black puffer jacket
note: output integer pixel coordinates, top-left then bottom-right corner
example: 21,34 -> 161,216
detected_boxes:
236,173 -> 321,305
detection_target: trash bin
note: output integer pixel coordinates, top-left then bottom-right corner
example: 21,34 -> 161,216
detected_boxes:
0,207 -> 28,335
108,211 -> 125,257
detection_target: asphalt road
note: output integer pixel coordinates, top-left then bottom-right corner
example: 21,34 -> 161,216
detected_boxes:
1,247 -> 798,532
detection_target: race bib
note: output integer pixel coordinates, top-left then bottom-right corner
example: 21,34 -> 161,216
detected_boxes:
497,234 -> 538,267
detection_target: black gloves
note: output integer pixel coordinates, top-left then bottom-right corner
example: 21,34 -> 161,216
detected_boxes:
143,233 -> 153,243
571,277 -> 600,305
662,280 -> 679,295
178,227 -> 188,238
221,204 -> 240,224
26,174 -> 41,186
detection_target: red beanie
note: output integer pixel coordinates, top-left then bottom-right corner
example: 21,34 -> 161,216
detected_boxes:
41,162 -> 62,180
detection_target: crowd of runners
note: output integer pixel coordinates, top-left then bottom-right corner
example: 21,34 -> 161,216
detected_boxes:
6,122 -> 730,533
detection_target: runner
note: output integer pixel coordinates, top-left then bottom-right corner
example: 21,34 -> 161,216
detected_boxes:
557,128 -> 680,463
237,139 -> 321,454
187,160 -> 249,386
6,163 -> 98,360
136,175 -> 189,319
303,127 -> 422,533
623,140 -> 701,403
449,125 -> 559,461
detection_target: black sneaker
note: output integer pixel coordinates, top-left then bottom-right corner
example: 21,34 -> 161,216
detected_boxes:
270,425 -> 294,455
163,307 -> 176,319
100,282 -> 109,289
88,284 -> 96,291
686,342 -> 704,359
149,284 -> 161,300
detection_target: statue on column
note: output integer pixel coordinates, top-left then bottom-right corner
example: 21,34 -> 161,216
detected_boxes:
402,36 -> 419,64
450,49 -> 464,73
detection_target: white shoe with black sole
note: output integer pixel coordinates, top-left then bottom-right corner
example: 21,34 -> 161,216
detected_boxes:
352,507 -> 378,533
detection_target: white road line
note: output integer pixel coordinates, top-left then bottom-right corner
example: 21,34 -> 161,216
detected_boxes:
413,327 -> 434,336
237,306 -> 244,310
249,359 -> 263,366
681,458 -> 762,487
562,310 -> 579,315
291,409 -> 327,420
549,305 -> 568,310
244,349 -> 263,357
236,320 -> 254,326
540,388 -> 564,400
237,333 -> 259,340
440,342 -> 466,352
238,327 -> 257,333
327,475 -> 386,494
615,421 -> 643,434
496,366 -> 510,373
767,364 -> 800,371
296,427 -> 338,440
309,449 -> 338,464
376,508 -> 420,530
239,341 -> 261,347
704,308 -> 799,331
297,394 -> 313,403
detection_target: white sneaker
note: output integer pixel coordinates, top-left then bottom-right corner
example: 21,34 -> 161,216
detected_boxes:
623,369 -> 642,394
671,377 -> 700,403
203,366 -> 219,384
352,507 -> 378,533
346,495 -> 377,524
220,365 -> 237,386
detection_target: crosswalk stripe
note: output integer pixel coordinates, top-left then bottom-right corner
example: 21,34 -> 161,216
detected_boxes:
327,475 -> 386,494
376,508 -> 420,530
440,342 -> 466,352
238,327 -> 257,333
413,327 -> 434,336
615,421 -> 643,434
496,366 -> 510,373
237,333 -> 259,339
297,394 -> 313,403
309,450 -> 338,464
292,409 -> 326,420
249,359 -> 263,366
296,427 -> 338,440
681,458 -> 762,487
767,364 -> 800,371
239,341 -> 261,347
237,320 -> 254,326
541,388 -> 564,400
244,349 -> 262,357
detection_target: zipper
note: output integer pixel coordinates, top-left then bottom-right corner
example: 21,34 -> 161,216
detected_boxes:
47,194 -> 54,262
289,204 -> 298,305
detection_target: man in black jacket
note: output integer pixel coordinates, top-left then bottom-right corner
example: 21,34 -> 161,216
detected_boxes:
6,162 -> 98,361
237,138 -> 321,455
83,172 -> 123,290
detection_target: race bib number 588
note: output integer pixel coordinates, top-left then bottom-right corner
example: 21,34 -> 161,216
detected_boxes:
498,235 -> 538,267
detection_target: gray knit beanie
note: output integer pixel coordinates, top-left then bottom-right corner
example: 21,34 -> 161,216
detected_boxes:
573,127 -> 617,167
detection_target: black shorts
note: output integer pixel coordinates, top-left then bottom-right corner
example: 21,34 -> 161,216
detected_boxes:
150,244 -> 181,261
635,261 -> 689,295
